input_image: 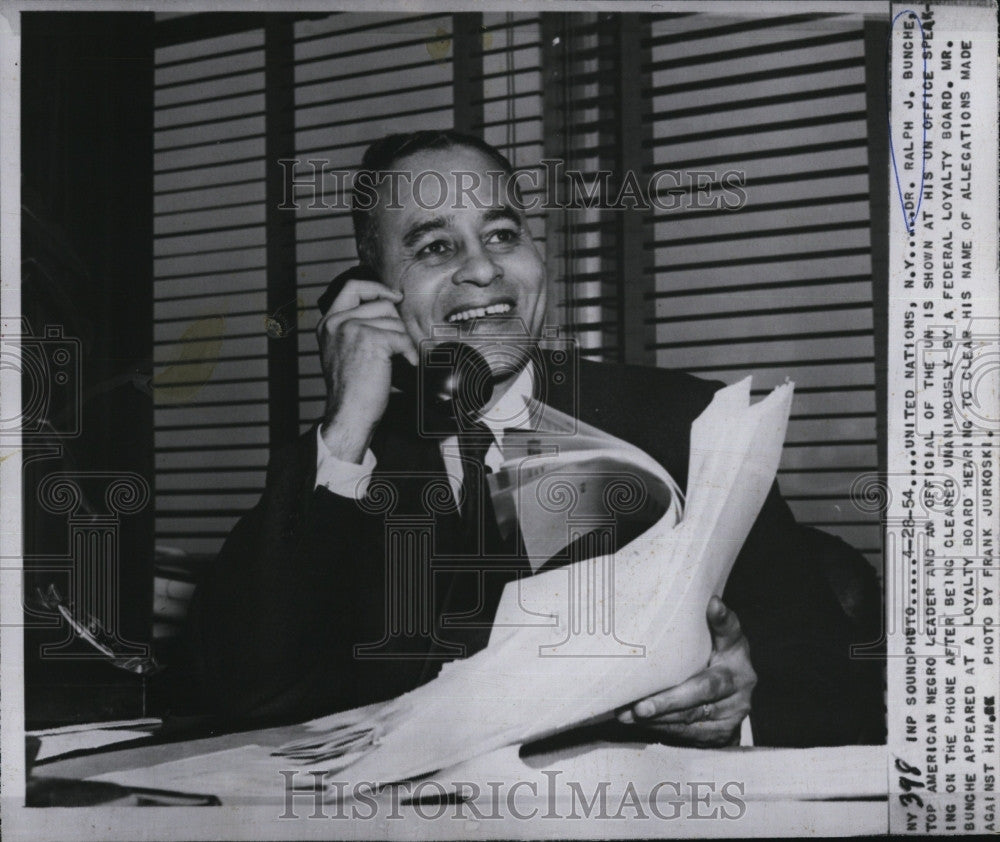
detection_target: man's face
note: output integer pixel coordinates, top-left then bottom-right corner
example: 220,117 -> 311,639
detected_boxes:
373,146 -> 548,362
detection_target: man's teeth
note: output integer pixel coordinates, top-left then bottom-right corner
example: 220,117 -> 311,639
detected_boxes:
447,302 -> 512,323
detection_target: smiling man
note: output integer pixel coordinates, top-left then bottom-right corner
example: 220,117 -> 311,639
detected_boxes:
187,131 -> 885,748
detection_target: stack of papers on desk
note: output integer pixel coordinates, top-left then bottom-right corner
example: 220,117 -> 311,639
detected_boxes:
275,378 -> 794,788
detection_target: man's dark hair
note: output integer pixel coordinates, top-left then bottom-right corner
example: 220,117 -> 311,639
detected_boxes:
351,130 -> 515,276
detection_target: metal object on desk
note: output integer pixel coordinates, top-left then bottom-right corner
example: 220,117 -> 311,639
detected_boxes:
35,583 -> 162,677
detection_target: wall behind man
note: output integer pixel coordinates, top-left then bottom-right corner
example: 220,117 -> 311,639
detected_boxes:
22,11 -> 156,724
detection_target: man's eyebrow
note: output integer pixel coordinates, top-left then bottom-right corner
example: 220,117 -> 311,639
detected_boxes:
401,216 -> 451,250
482,206 -> 524,227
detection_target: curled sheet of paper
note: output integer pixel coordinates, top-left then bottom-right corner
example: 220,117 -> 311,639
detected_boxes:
276,377 -> 794,787
489,401 -> 683,570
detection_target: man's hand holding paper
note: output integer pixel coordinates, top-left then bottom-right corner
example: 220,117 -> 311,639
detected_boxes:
618,596 -> 756,747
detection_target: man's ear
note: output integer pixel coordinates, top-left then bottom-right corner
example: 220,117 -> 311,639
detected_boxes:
317,264 -> 378,315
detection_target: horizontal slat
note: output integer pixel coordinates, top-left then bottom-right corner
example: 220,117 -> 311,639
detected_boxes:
650,112 -> 866,163
667,361 -> 875,391
295,84 -> 453,134
650,135 -> 867,179
296,235 -> 354,268
157,425 -> 269,449
777,469 -> 876,498
651,280 -> 873,319
294,14 -> 452,62
649,255 -> 872,292
295,43 -> 451,90
658,331 -> 872,369
156,493 -> 262,512
153,381 -> 267,408
154,136 -> 266,176
153,224 -> 265,258
650,64 -> 865,116
650,171 -> 871,215
299,374 -> 330,400
154,245 -> 267,279
155,70 -> 264,110
648,27 -> 864,87
786,498 -> 881,523
779,444 -> 877,471
155,402 -> 269,427
155,42 -> 263,86
784,416 -> 876,444
653,308 -> 872,344
155,448 -> 269,472
154,157 -> 263,193
294,261 -> 357,298
482,68 -> 542,100
154,313 -> 266,344
784,389 -> 876,416
648,30 -> 863,84
155,114 -> 265,154
646,12 -> 851,45
294,12 -> 450,46
155,180 -> 265,215
299,398 -> 325,424
652,92 -> 865,148
155,290 -> 268,322
481,108 -> 543,140
156,27 -> 263,62
155,268 -> 266,299
157,470 -> 266,490
294,108 -> 454,158
649,201 -> 870,245
155,92 -> 266,130
654,335 -> 873,369
152,357 -> 268,388
154,202 -> 265,238
650,225 -> 870,268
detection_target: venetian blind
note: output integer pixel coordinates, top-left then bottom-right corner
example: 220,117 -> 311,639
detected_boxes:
152,27 -> 269,556
642,12 -> 881,569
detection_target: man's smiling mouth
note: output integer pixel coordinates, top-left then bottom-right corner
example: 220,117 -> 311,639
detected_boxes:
445,301 -> 513,324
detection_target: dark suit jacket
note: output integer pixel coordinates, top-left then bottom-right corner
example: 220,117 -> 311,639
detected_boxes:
186,358 -> 885,746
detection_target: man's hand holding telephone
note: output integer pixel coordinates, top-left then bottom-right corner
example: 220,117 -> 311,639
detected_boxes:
316,266 -> 417,464
316,265 -> 497,463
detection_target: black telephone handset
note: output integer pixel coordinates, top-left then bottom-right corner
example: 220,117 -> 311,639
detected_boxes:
318,266 -> 494,428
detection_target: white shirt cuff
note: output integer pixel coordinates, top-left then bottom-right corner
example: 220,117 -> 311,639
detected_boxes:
739,716 -> 754,746
314,425 -> 377,499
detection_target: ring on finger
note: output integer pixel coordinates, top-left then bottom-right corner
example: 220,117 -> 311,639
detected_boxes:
701,703 -> 713,721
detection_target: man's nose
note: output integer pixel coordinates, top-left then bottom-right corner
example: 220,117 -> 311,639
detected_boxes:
452,242 -> 501,287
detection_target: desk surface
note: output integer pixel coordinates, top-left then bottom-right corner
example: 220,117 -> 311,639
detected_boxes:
29,720 -> 890,838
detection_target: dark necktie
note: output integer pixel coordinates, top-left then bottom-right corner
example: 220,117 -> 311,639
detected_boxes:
437,421 -> 527,658
457,420 -> 504,554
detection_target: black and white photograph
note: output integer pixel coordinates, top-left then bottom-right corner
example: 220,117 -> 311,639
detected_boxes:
1,1 -> 996,838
